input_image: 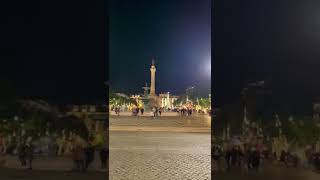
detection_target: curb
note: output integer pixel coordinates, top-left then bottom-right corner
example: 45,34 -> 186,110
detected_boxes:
109,126 -> 210,133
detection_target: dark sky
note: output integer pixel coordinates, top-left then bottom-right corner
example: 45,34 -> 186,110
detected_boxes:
214,0 -> 320,109
0,0 -> 106,104
109,0 -> 211,96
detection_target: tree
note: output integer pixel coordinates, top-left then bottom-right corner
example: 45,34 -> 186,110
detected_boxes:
199,98 -> 210,109
54,115 -> 89,139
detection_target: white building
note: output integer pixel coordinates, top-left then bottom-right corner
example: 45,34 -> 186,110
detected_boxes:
159,92 -> 178,109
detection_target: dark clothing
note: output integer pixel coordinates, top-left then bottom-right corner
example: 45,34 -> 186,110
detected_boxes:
84,146 -> 95,170
72,146 -> 85,171
251,151 -> 260,169
100,148 -> 108,168
314,154 -> 320,171
230,148 -> 243,167
225,151 -> 232,170
18,144 -> 27,166
25,144 -> 34,170
248,151 -> 260,171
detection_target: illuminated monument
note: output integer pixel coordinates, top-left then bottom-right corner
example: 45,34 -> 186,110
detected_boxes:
140,59 -> 160,111
131,60 -> 178,110
150,59 -> 156,96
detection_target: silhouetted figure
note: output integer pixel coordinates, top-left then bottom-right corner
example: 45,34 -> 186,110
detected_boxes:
84,142 -> 95,171
152,107 -> 157,118
100,148 -> 108,169
25,143 -> 34,170
314,153 -> 320,171
72,145 -> 85,172
225,149 -> 232,171
251,149 -> 260,171
18,142 -> 26,167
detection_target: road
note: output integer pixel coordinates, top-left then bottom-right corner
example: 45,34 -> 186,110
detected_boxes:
109,131 -> 211,180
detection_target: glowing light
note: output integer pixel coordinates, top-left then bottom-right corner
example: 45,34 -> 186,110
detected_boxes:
202,54 -> 211,77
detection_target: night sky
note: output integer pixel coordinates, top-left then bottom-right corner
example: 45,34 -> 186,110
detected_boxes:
2,0 -> 320,111
109,0 -> 211,96
214,0 -> 320,111
0,0 -> 106,104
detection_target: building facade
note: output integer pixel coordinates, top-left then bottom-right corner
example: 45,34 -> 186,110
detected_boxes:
159,92 -> 178,109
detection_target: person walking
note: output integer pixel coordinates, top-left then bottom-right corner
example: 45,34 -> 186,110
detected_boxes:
99,147 -> 108,169
25,140 -> 34,170
159,107 -> 162,116
249,147 -> 260,172
18,141 -> 26,167
84,140 -> 95,171
72,145 -> 85,172
152,107 -> 156,118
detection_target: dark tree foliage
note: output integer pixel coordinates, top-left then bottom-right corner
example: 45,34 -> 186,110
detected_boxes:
53,115 -> 89,139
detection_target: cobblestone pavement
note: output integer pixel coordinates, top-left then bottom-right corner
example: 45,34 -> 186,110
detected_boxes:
109,131 -> 211,180
0,168 -> 106,180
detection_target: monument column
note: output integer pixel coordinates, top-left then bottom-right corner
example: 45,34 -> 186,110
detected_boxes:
150,60 -> 156,96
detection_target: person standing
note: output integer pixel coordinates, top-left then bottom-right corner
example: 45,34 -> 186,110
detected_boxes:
250,147 -> 260,172
99,147 -> 108,169
25,139 -> 34,170
84,140 -> 95,171
18,141 -> 26,167
225,147 -> 232,171
72,145 -> 85,172
152,107 -> 157,118
132,107 -> 136,116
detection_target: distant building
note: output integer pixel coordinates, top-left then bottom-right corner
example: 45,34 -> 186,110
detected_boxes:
130,94 -> 141,100
159,92 -> 178,109
65,104 -> 106,134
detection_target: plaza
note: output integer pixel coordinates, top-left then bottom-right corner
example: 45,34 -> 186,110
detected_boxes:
109,115 -> 211,180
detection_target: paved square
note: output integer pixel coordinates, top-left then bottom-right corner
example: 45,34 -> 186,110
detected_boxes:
109,130 -> 211,180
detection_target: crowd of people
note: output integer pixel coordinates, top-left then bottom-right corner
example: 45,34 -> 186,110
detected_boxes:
71,140 -> 108,172
177,107 -> 194,116
0,132 -> 108,171
213,135 -> 320,173
111,104 -> 211,118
